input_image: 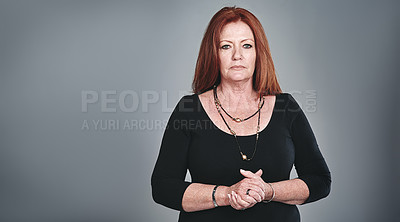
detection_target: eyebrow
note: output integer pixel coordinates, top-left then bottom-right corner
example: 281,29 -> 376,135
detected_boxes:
219,38 -> 255,43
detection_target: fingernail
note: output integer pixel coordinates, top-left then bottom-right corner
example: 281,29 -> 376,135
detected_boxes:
240,169 -> 244,172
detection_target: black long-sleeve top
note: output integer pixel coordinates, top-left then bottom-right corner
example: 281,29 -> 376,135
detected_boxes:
151,93 -> 331,222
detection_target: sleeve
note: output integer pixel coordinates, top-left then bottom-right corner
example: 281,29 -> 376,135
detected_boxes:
151,96 -> 193,211
288,95 -> 331,204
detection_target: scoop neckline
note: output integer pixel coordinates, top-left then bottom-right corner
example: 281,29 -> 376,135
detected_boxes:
195,93 -> 278,138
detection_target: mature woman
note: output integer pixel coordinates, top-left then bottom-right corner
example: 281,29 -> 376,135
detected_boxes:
151,6 -> 331,222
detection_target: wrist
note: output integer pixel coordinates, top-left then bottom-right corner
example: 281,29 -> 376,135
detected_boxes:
263,182 -> 275,203
215,185 -> 230,206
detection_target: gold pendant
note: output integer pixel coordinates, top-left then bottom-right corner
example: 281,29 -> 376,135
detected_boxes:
233,118 -> 242,123
242,154 -> 247,160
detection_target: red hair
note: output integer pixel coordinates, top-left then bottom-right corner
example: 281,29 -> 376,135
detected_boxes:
192,6 -> 281,95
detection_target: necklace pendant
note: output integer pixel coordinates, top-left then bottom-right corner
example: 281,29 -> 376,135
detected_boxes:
233,118 -> 242,123
242,154 -> 247,160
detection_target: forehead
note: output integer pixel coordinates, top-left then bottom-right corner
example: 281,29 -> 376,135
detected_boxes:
219,21 -> 254,41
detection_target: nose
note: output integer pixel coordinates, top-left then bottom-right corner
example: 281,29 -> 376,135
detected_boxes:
232,47 -> 243,60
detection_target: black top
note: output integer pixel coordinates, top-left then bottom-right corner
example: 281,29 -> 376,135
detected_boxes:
151,93 -> 331,222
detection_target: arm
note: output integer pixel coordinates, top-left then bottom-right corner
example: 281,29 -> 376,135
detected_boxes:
182,183 -> 229,212
182,169 -> 266,212
151,97 -> 192,211
183,169 -> 310,211
232,95 -> 331,206
238,170 -> 309,205
266,178 -> 309,205
289,95 -> 331,204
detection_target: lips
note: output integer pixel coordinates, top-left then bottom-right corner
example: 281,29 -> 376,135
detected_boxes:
230,65 -> 246,69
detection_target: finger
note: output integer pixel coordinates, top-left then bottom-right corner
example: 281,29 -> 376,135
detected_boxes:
238,178 -> 265,191
242,193 -> 259,204
234,191 -> 255,207
228,193 -> 240,210
230,191 -> 243,210
233,178 -> 266,200
240,169 -> 258,179
241,178 -> 267,193
236,191 -> 256,209
247,189 -> 263,202
247,202 -> 256,209
241,187 -> 263,202
247,182 -> 266,193
227,193 -> 233,206
238,189 -> 258,203
245,173 -> 265,186
239,184 -> 265,198
240,170 -> 265,188
240,169 -> 263,179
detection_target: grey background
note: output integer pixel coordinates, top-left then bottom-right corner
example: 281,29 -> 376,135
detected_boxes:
1,0 -> 399,221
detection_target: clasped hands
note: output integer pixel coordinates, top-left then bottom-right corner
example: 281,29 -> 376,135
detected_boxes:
226,169 -> 271,210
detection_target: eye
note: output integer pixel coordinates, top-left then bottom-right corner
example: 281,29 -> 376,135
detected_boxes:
221,44 -> 231,49
243,43 -> 253,49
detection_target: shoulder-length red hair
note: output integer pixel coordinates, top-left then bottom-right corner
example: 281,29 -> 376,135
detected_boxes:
192,6 -> 281,96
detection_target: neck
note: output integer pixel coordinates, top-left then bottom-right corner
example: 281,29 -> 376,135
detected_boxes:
217,79 -> 259,112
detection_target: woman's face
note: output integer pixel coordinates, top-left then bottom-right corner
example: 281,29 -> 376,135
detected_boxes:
218,21 -> 256,83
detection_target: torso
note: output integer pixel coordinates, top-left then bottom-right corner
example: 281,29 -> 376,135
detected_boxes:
177,92 -> 300,221
198,89 -> 276,136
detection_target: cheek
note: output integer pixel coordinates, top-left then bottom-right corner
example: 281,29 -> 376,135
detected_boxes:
219,53 -> 230,69
249,51 -> 256,67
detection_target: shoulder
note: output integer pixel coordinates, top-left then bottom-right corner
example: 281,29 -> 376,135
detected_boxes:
175,88 -> 214,111
172,94 -> 203,115
273,93 -> 304,125
167,94 -> 205,130
275,93 -> 301,112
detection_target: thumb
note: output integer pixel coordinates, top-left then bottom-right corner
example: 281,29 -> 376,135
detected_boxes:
255,169 -> 263,177
240,169 -> 257,178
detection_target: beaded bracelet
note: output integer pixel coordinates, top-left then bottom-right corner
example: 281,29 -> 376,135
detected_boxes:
263,183 -> 275,203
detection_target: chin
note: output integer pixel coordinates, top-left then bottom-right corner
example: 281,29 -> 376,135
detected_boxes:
225,72 -> 252,82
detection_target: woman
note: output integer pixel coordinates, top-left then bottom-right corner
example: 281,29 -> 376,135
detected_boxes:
151,6 -> 331,222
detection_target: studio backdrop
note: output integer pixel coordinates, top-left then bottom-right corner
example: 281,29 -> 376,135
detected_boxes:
1,0 -> 399,222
